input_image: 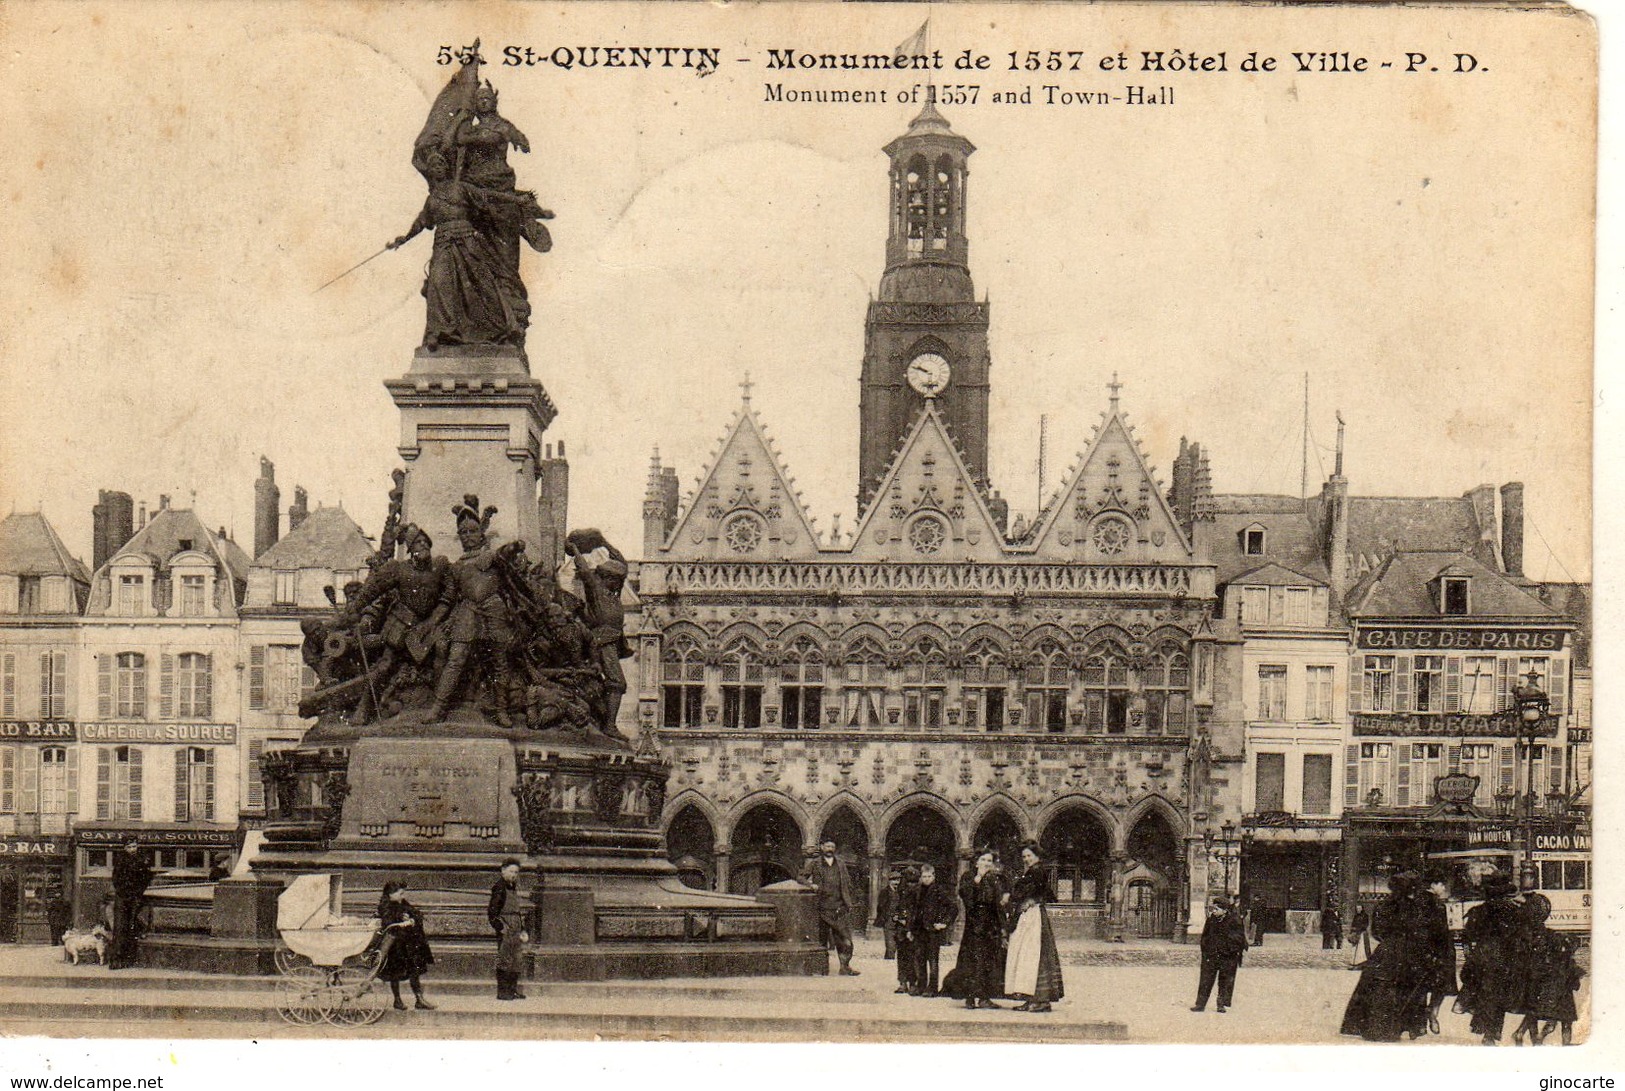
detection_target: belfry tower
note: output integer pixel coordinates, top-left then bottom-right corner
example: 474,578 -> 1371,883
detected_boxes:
857,100 -> 992,511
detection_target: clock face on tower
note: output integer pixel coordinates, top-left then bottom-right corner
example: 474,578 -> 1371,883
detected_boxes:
906,352 -> 951,397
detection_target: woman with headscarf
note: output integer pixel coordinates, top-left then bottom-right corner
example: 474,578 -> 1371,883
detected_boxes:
1459,872 -> 1530,1045
375,881 -> 435,1011
1339,871 -> 1431,1041
1003,842 -> 1064,1013
947,848 -> 1008,1009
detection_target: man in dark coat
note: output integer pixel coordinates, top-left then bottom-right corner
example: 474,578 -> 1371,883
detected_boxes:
875,873 -> 900,960
801,839 -> 859,976
1320,904 -> 1342,950
1191,896 -> 1249,1012
892,867 -> 919,993
488,859 -> 530,1000
109,838 -> 153,970
910,863 -> 959,997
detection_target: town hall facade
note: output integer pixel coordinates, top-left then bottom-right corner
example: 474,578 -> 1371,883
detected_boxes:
634,103 -> 1246,940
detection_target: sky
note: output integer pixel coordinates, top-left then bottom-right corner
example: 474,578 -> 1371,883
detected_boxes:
0,2 -> 1595,582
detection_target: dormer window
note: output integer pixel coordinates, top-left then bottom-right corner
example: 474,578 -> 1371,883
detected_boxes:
273,570 -> 296,606
178,574 -> 206,616
17,577 -> 40,613
1240,524 -> 1266,556
1442,576 -> 1470,615
117,574 -> 145,616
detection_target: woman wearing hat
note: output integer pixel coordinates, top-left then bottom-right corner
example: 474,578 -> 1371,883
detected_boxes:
947,848 -> 1009,1009
1340,871 -> 1431,1041
1459,872 -> 1531,1045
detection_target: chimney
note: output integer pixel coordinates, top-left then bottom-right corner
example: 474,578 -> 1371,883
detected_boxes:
1326,413 -> 1349,604
92,489 -> 134,571
1464,484 -> 1500,567
158,494 -> 171,512
137,501 -> 147,530
536,442 -> 571,570
254,456 -> 281,559
288,486 -> 309,533
1500,482 -> 1525,577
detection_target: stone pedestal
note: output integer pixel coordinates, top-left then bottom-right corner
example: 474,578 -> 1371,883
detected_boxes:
384,346 -> 558,552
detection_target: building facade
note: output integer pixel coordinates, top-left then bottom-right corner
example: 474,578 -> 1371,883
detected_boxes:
637,104 -> 1245,940
72,502 -> 251,915
0,513 -> 89,941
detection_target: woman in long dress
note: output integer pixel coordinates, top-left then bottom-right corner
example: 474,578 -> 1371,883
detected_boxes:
375,881 -> 435,1011
1459,873 -> 1530,1045
1422,877 -> 1458,1035
1003,842 -> 1064,1013
948,849 -> 1009,1009
1339,872 -> 1430,1041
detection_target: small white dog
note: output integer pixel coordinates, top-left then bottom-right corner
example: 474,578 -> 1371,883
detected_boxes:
61,925 -> 110,966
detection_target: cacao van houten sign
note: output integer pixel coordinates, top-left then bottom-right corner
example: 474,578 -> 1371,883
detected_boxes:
1358,627 -> 1564,651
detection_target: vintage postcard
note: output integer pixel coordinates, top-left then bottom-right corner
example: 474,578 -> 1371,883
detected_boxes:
0,0 -> 1600,1066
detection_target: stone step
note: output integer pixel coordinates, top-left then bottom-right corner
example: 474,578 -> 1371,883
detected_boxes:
0,983 -> 1127,1043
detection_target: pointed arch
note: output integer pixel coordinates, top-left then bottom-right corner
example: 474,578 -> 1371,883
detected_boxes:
663,787 -> 725,832
959,624 -> 1012,656
1034,793 -> 1120,846
725,788 -> 810,838
1123,793 -> 1187,846
717,621 -> 770,650
965,793 -> 1033,841
1079,624 -> 1135,652
878,790 -> 962,845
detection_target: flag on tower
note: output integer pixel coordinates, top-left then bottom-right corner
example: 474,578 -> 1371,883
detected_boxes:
894,18 -> 930,64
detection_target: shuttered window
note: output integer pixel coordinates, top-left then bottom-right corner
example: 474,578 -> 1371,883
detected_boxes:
1,653 -> 14,718
115,654 -> 146,719
174,747 -> 215,823
1302,754 -> 1333,815
1255,752 -> 1285,812
97,747 -> 142,821
38,651 -> 67,719
176,653 -> 212,718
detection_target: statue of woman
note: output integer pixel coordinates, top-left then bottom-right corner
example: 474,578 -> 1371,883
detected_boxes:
389,149 -> 531,351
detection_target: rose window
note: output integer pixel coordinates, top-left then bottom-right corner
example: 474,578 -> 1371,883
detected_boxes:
908,515 -> 948,555
723,514 -> 763,554
1091,517 -> 1132,555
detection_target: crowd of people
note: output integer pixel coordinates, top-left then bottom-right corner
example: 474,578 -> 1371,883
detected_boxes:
1340,868 -> 1583,1046
830,842 -> 1065,1013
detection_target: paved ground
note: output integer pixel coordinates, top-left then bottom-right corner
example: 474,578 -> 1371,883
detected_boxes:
0,937 -> 1591,1046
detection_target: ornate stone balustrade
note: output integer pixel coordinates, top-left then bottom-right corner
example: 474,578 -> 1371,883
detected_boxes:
645,561 -> 1215,599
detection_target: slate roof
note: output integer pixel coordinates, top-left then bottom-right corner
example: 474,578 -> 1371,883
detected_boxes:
1308,494 -> 1496,567
253,506 -> 374,570
1203,495 -> 1329,587
1345,550 -> 1558,620
108,508 -> 250,584
0,512 -> 90,582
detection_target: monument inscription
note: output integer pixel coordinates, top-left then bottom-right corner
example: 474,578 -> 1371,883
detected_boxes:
350,737 -> 514,836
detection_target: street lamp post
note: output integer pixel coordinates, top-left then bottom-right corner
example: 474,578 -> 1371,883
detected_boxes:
1511,669 -> 1552,875
1207,820 -> 1243,896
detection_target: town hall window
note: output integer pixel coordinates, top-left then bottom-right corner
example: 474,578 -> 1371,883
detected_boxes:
961,639 -> 1007,732
660,637 -> 706,730
903,639 -> 948,730
1144,647 -> 1190,732
1082,646 -> 1131,733
779,637 -> 824,730
1024,641 -> 1070,733
843,638 -> 889,728
719,639 -> 764,729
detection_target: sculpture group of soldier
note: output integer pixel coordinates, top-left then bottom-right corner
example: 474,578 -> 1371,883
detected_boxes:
300,493 -> 629,738
1340,868 -> 1584,1046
